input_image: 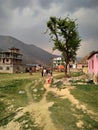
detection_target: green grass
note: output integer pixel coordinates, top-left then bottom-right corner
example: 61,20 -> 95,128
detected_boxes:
0,73 -> 41,107
30,81 -> 46,102
69,71 -> 83,77
0,79 -> 29,107
0,73 -> 40,82
0,101 -> 7,121
0,72 -> 42,127
15,112 -> 42,130
69,79 -> 86,84
48,98 -> 79,130
73,107 -> 98,130
0,100 -> 16,126
52,80 -> 63,90
0,72 -> 98,129
46,72 -> 98,130
70,84 -> 98,113
46,92 -> 79,130
46,91 -> 62,101
53,72 -> 65,79
82,114 -> 98,130
47,90 -> 98,130
0,112 -> 16,126
0,79 -> 29,126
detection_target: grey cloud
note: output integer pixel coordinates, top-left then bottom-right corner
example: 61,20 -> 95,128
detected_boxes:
36,0 -> 97,14
6,0 -> 33,9
0,2 -> 13,28
0,2 -> 10,19
38,0 -> 98,12
60,0 -> 98,13
79,25 -> 98,41
78,39 -> 98,57
0,0 -> 34,28
9,21 -> 48,45
0,0 -> 98,57
38,0 -> 60,9
0,0 -> 33,18
77,8 -> 98,41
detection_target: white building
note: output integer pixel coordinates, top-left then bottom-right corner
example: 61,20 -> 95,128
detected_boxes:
52,57 -> 65,69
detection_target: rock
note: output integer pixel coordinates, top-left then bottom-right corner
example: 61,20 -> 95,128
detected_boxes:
19,90 -> 25,94
33,88 -> 38,92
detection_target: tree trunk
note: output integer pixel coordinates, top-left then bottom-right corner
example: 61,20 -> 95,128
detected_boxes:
65,63 -> 68,77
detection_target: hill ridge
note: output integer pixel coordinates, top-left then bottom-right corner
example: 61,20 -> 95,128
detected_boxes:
0,35 -> 56,65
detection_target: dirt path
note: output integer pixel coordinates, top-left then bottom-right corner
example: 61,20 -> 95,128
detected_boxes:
30,88 -> 56,130
0,77 -> 96,130
0,81 -> 57,130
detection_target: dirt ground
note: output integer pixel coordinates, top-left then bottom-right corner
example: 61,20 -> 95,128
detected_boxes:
0,76 -> 96,130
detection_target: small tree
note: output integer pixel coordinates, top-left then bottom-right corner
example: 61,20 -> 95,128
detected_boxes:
47,16 -> 81,76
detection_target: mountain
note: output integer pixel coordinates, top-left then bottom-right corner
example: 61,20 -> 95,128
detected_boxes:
0,35 -> 57,65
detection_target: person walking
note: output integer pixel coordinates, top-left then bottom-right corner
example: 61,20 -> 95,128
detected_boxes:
41,69 -> 43,77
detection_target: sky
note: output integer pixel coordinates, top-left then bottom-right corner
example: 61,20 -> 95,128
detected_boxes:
0,0 -> 98,57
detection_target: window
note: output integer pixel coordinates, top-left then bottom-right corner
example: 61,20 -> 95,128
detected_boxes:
0,54 -> 2,58
6,59 -> 9,62
92,60 -> 94,69
96,54 -> 98,58
6,67 -> 10,70
0,66 -> 3,70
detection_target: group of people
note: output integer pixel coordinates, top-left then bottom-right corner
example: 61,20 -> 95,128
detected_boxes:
41,68 -> 52,77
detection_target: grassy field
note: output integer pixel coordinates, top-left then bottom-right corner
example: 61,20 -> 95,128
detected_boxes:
46,86 -> 98,130
0,72 -> 44,127
0,71 -> 98,130
70,84 -> 98,112
48,71 -> 98,130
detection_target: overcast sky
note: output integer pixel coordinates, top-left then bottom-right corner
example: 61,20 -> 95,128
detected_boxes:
0,0 -> 98,57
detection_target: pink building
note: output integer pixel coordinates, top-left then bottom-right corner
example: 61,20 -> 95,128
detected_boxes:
87,51 -> 98,84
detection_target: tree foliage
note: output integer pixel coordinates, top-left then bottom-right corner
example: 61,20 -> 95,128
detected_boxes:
47,16 -> 81,76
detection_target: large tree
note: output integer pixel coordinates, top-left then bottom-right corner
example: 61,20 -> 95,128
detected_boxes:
47,16 -> 81,76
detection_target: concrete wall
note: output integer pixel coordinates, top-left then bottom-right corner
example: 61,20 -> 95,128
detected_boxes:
0,64 -> 13,73
0,64 -> 25,73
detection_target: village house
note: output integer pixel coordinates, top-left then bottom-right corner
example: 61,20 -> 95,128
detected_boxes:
52,57 -> 65,71
76,55 -> 88,74
52,56 -> 77,71
87,51 -> 98,84
0,47 -> 25,73
25,64 -> 41,73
